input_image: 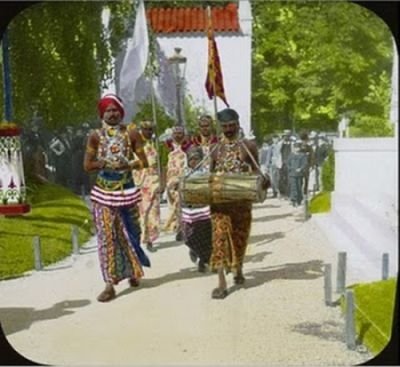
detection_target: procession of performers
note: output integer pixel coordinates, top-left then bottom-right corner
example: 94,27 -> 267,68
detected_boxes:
84,93 -> 269,302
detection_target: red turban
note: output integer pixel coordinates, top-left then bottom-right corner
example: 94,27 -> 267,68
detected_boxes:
97,94 -> 125,119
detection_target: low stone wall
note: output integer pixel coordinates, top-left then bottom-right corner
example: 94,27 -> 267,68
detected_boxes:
334,137 -> 398,213
313,137 -> 398,282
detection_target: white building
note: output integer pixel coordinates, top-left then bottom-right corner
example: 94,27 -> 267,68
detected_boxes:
117,1 -> 253,136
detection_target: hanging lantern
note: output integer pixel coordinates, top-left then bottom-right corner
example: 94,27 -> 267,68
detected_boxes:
0,122 -> 30,215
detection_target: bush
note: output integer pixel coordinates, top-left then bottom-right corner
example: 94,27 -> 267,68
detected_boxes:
309,191 -> 331,213
350,115 -> 394,137
321,148 -> 335,192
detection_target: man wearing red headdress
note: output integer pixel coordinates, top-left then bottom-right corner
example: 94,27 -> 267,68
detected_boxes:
84,94 -> 150,302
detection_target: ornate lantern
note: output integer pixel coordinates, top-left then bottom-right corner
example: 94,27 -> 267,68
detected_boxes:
0,122 -> 30,215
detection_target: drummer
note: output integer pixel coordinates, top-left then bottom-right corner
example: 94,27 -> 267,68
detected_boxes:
209,108 -> 269,299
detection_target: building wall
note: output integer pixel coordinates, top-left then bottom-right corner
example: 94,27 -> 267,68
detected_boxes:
333,137 -> 398,211
155,1 -> 253,135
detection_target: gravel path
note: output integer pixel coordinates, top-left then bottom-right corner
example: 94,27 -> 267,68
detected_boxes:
0,198 -> 372,365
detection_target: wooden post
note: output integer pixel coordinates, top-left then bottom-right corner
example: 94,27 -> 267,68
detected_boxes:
32,236 -> 42,271
324,263 -> 332,306
81,185 -> 86,201
71,225 -> 79,255
382,253 -> 389,280
345,289 -> 357,350
304,194 -> 311,221
336,252 -> 347,294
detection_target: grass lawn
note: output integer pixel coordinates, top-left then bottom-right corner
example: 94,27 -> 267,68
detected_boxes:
309,191 -> 331,213
0,181 -> 93,280
343,278 -> 397,355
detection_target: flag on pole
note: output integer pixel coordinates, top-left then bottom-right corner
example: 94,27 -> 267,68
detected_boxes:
205,9 -> 229,107
119,0 -> 149,104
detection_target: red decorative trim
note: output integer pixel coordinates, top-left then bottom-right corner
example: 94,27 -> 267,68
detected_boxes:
0,126 -> 22,137
0,203 -> 31,216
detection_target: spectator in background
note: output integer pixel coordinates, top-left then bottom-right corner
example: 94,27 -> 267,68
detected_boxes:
270,134 -> 283,198
314,132 -> 330,192
299,130 -> 314,196
287,141 -> 308,207
259,135 -> 273,196
279,129 -> 292,198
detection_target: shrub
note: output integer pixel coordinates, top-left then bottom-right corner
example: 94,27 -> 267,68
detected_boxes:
321,148 -> 335,192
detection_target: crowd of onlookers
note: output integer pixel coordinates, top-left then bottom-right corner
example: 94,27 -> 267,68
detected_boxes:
258,129 -> 333,207
21,119 -> 95,195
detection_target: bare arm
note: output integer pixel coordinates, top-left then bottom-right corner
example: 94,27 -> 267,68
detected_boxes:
83,130 -> 105,173
243,140 -> 259,174
129,129 -> 149,170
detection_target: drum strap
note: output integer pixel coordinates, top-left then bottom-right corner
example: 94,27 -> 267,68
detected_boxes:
239,140 -> 271,183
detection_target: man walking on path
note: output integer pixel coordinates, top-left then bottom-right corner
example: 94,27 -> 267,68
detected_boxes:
163,126 -> 191,240
84,94 -> 150,302
191,114 -> 218,172
133,120 -> 161,253
279,129 -> 292,198
299,130 -> 314,196
208,108 -> 268,299
287,140 -> 308,207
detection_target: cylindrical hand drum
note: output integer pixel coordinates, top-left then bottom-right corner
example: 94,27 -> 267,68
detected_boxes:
180,174 -> 266,205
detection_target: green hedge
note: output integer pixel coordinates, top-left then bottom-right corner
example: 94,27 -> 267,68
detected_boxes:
321,148 -> 335,192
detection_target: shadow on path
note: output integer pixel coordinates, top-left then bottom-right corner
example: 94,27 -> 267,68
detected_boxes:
245,251 -> 273,264
291,320 -> 345,342
229,259 -> 324,295
253,203 -> 281,210
0,299 -> 91,336
252,213 -> 293,223
248,232 -> 285,246
117,267 -> 213,298
153,239 -> 182,251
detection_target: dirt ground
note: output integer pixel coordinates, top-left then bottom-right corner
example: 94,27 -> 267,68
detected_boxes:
0,198 -> 373,365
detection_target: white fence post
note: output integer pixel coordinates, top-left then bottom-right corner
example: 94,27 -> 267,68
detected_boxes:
382,253 -> 389,280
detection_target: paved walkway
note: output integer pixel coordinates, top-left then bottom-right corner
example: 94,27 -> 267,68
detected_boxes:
0,198 -> 372,365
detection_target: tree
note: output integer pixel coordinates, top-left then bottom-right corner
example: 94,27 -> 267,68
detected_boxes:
251,2 -> 393,140
0,2 -> 111,128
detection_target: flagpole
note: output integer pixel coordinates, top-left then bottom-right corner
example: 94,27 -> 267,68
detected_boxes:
149,66 -> 162,183
207,6 -> 220,135
145,20 -> 163,197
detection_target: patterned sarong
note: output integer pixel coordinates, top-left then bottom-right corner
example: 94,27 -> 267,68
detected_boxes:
209,203 -> 252,273
93,203 -> 150,284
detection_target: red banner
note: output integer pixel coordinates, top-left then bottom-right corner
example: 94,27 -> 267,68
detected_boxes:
205,19 -> 229,107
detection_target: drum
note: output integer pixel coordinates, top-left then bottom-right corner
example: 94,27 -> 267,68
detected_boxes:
180,173 -> 267,205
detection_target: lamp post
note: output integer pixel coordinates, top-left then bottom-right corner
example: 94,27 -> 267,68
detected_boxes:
0,29 -> 30,215
168,47 -> 187,127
